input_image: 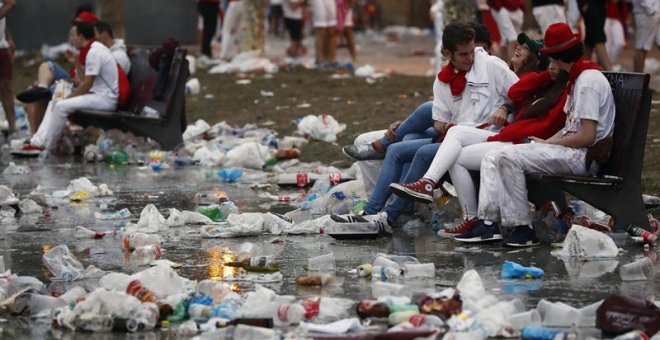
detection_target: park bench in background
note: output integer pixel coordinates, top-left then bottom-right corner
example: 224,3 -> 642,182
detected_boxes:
69,47 -> 188,150
527,72 -> 652,231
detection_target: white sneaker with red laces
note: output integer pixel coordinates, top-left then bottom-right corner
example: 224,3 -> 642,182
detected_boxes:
389,179 -> 435,204
11,144 -> 43,157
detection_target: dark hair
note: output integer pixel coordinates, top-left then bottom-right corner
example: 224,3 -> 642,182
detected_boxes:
520,70 -> 570,119
442,22 -> 476,52
74,5 -> 93,17
513,50 -> 540,77
76,22 -> 95,40
95,21 -> 114,38
547,43 -> 584,63
468,22 -> 492,51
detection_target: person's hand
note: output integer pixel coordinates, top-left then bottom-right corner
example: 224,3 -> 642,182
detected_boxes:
529,136 -> 548,144
384,120 -> 402,141
489,107 -> 508,126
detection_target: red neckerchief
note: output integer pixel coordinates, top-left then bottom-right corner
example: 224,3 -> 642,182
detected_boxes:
437,62 -> 467,96
78,39 -> 95,65
566,57 -> 601,95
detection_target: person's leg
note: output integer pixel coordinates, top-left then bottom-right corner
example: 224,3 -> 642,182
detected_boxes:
354,130 -> 386,196
38,62 -> 56,87
363,138 -> 431,215
198,1 -> 219,57
593,43 -> 612,71
345,27 -> 356,61
327,27 -> 338,63
27,101 -> 47,134
220,1 -> 242,60
0,48 -> 15,133
633,12 -> 658,73
634,49 -> 648,73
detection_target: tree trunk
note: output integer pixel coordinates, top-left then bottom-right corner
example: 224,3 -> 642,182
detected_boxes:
240,0 -> 268,56
97,0 -> 126,39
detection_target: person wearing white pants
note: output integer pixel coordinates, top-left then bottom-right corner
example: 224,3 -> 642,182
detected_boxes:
489,0 -> 524,61
632,0 -> 660,72
461,23 -> 615,247
219,0 -> 244,61
532,0 -> 566,35
18,22 -> 118,154
604,1 -> 628,63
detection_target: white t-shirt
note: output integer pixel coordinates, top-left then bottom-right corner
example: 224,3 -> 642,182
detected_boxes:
85,41 -> 119,100
110,39 -> 131,74
561,69 -> 615,144
432,47 -> 518,125
0,1 -> 8,49
632,0 -> 660,16
282,0 -> 304,19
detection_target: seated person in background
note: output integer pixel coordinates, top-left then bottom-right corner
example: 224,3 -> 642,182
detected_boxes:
94,21 -> 131,74
15,22 -> 118,154
462,23 -> 614,247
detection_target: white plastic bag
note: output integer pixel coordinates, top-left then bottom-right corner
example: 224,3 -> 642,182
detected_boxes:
553,225 -> 618,259
223,142 -> 269,169
18,199 -> 42,214
42,245 -> 85,281
2,162 -> 29,175
183,119 -> 211,141
167,208 -> 213,227
296,115 -> 347,143
192,146 -> 226,167
124,204 -> 169,233
131,264 -> 186,297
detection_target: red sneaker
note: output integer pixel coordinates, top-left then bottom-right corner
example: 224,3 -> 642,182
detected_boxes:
389,179 -> 435,203
11,144 -> 43,157
438,218 -> 478,238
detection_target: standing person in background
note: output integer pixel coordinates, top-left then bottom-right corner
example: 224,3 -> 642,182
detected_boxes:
578,0 -> 613,70
198,0 -> 220,60
312,0 -> 337,65
336,0 -> 356,62
430,0 -> 444,74
219,0 -> 244,60
632,0 -> 659,73
604,0 -> 628,64
269,0 -> 284,36
488,0 -> 524,61
0,0 -> 15,136
282,0 -> 306,58
531,0 -> 566,35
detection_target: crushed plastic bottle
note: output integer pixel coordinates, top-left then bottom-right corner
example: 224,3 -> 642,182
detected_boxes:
94,208 -> 131,220
196,205 -> 223,222
132,244 -> 163,266
275,303 -> 306,326
74,226 -> 106,239
501,261 -> 545,279
123,233 -> 161,251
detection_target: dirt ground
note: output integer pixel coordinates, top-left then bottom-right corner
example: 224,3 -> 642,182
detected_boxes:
11,32 -> 660,195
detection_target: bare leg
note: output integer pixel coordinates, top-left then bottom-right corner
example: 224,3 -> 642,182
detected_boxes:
593,43 -> 612,70
27,101 -> 47,134
0,79 -> 15,133
37,62 -> 55,87
633,49 -> 647,73
314,28 -> 323,63
584,45 -> 594,60
344,27 -> 356,62
327,27 -> 337,63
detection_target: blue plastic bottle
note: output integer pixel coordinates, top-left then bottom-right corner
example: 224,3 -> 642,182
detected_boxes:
521,326 -> 574,340
501,261 -> 544,279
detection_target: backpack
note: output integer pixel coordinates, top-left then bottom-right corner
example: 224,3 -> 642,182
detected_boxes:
117,64 -> 130,108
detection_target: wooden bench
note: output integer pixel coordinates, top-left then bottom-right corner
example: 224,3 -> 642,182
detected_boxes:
69,47 -> 189,150
526,72 -> 652,231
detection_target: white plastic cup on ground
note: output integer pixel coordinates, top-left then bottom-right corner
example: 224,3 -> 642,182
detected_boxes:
403,263 -> 435,278
538,299 -> 579,327
308,252 -> 335,272
619,257 -> 655,281
508,309 -> 541,330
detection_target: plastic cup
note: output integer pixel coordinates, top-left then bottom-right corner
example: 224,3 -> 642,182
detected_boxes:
308,252 -> 335,272
508,310 -> 541,330
619,257 -> 655,281
538,299 -> 579,327
403,263 -> 435,278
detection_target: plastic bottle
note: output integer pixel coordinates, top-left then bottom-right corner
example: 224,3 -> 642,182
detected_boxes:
374,253 -> 420,266
127,302 -> 160,332
194,190 -> 230,205
196,280 -> 230,303
42,245 -> 85,281
123,233 -> 161,251
521,326 -> 576,340
216,318 -> 275,328
58,286 -> 87,304
126,280 -> 157,303
626,225 -> 658,246
501,261 -> 545,279
371,265 -> 401,280
74,226 -> 106,239
275,303 -> 306,325
373,256 -> 401,271
301,297 -> 321,319
409,313 -> 445,328
196,205 -> 223,222
74,313 -> 114,332
133,244 -> 162,266
95,208 -> 131,220
356,300 -> 390,318
402,263 -> 436,278
105,150 -> 129,165
274,148 -> 301,160
389,304 -> 420,314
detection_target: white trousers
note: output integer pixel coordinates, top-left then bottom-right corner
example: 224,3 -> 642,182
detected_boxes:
32,93 -> 116,150
532,5 -> 567,35
448,140 -> 511,219
491,8 -> 523,43
477,143 -> 589,227
354,130 -> 386,197
220,0 -> 244,60
312,0 -> 337,27
605,18 -> 626,62
423,125 -> 497,183
634,11 -> 660,51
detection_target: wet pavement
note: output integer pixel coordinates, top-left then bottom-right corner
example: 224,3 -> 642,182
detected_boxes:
0,156 -> 658,339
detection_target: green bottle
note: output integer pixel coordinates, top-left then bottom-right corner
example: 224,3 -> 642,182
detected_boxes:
167,300 -> 187,322
105,150 -> 129,165
196,204 -> 223,221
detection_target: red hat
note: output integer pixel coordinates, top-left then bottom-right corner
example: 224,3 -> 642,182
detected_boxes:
71,11 -> 99,25
539,23 -> 581,54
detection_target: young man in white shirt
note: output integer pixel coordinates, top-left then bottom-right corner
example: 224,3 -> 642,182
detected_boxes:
17,22 -> 118,153
458,23 -> 615,246
94,21 -> 131,74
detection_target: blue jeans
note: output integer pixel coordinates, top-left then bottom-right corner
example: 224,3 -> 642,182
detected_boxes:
47,62 -> 71,94
379,101 -> 436,148
384,143 -> 440,221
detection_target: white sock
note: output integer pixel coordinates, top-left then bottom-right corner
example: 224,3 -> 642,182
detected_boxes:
37,83 -> 48,88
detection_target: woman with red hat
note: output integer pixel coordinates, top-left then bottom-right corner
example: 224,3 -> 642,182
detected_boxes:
452,22 -> 615,247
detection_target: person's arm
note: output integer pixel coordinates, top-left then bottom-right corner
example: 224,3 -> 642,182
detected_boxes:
530,119 -> 597,148
0,0 -> 16,19
431,77 -> 451,133
507,71 -> 552,105
68,75 -> 95,98
487,94 -> 568,143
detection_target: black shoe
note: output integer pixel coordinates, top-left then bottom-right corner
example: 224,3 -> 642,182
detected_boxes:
16,87 -> 51,103
342,144 -> 385,161
454,220 -> 503,243
503,225 -> 540,247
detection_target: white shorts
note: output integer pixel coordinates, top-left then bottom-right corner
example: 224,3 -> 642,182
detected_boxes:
491,8 -> 523,44
635,12 -> 660,51
312,0 -> 337,28
532,4 -> 566,35
344,8 -> 354,27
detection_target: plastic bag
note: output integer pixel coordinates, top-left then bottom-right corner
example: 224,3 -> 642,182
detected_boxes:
42,245 -> 85,281
192,146 -> 225,167
131,264 -> 186,297
553,225 -> 618,259
2,162 -> 29,175
183,119 -> 211,141
167,208 -> 213,227
218,168 -> 244,183
18,199 -> 42,214
124,204 -> 169,233
296,115 -> 347,143
223,143 -> 270,170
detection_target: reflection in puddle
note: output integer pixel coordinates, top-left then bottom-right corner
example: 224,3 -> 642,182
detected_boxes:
206,246 -> 239,283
